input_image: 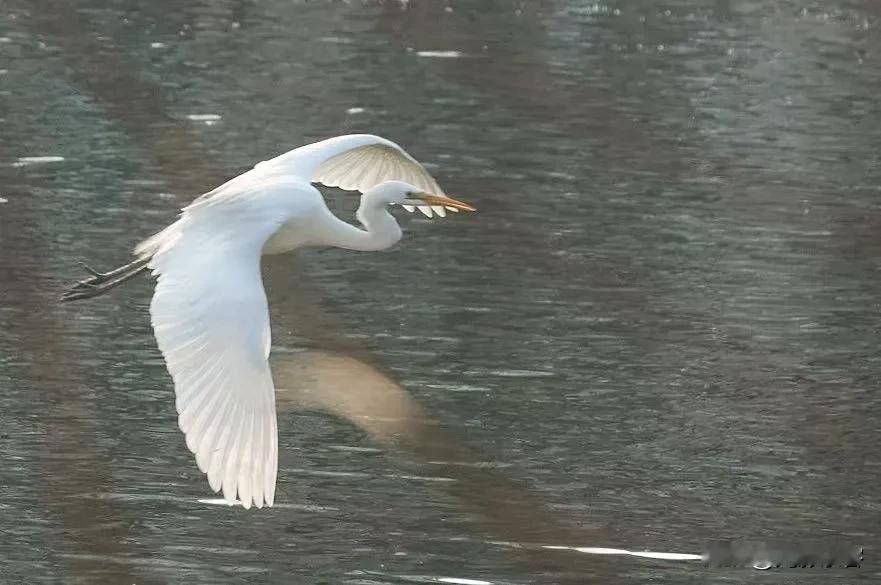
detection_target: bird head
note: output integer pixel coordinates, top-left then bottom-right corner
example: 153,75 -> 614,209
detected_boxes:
367,180 -> 476,218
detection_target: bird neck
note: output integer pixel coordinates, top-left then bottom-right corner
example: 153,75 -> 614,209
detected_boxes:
330,194 -> 402,252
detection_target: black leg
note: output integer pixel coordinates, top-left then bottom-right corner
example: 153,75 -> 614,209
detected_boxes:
61,258 -> 150,302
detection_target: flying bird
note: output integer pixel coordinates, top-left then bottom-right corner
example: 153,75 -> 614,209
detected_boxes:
62,134 -> 476,509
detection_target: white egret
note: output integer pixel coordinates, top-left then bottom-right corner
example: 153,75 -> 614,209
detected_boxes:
62,134 -> 476,509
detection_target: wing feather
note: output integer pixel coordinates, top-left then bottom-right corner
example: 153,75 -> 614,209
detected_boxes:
312,143 -> 447,216
146,183 -> 295,509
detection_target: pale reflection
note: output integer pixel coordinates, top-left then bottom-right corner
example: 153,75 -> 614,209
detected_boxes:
272,350 -> 614,578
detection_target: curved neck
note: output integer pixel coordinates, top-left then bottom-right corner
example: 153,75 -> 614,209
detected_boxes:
327,193 -> 402,252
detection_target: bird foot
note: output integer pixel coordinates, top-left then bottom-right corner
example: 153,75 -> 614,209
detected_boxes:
60,258 -> 150,302
61,265 -> 116,301
78,261 -> 108,279
73,261 -> 116,284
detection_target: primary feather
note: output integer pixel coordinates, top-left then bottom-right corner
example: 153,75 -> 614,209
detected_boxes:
313,143 -> 448,216
147,180 -> 303,509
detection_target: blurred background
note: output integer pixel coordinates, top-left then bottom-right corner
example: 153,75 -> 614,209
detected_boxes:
1,0 -> 879,583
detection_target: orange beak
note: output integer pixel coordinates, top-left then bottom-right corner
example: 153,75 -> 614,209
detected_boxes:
412,192 -> 477,212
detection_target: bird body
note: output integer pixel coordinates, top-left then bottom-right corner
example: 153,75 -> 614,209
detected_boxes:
63,134 -> 475,509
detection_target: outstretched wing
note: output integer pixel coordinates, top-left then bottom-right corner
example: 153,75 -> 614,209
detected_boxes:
241,134 -> 452,218
312,141 -> 453,218
313,143 -> 444,196
147,184 -> 295,509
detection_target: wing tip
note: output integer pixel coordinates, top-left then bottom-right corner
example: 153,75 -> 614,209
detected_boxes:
215,487 -> 273,509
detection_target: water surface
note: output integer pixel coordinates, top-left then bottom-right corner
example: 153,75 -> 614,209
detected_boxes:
1,1 -> 879,583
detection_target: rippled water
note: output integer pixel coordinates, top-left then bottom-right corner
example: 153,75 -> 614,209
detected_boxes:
1,1 -> 879,583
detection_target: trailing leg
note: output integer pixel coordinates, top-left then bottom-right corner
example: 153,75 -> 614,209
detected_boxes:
61,258 -> 150,302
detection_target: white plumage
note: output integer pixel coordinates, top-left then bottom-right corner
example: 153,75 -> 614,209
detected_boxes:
110,134 -> 475,509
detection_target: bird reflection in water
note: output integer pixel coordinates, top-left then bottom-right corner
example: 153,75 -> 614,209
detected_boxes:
271,349 -> 611,575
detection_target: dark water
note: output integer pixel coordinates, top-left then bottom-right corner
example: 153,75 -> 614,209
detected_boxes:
1,1 -> 879,583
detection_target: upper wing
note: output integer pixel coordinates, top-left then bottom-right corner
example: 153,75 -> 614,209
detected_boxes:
313,143 -> 445,195
147,184 -> 295,509
205,135 -> 450,218
312,142 -> 452,218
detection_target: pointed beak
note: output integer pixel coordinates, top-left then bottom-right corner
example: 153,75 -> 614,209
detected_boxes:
408,192 -> 477,212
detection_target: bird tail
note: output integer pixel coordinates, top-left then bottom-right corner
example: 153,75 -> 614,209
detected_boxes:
134,223 -> 181,262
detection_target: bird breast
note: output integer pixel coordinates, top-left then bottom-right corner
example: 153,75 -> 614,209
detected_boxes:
262,219 -> 313,255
